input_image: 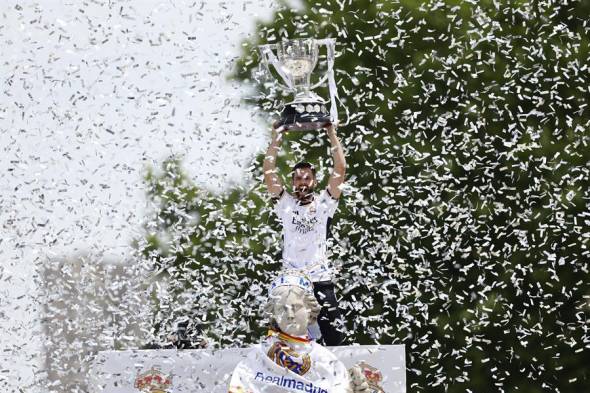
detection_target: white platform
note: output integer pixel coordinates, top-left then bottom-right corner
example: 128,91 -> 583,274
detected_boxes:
89,345 -> 406,392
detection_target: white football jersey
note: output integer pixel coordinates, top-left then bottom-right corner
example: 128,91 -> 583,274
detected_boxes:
274,189 -> 339,282
228,334 -> 351,393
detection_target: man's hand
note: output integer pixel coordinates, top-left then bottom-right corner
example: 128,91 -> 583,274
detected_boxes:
272,119 -> 287,132
325,122 -> 337,136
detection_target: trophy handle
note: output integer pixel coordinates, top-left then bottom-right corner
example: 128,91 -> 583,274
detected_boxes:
314,38 -> 341,125
258,44 -> 294,92
308,38 -> 336,90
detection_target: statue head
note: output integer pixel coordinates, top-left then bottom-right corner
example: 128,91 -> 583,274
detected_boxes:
265,273 -> 320,337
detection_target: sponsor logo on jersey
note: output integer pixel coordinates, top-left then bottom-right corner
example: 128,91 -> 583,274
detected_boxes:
292,215 -> 318,234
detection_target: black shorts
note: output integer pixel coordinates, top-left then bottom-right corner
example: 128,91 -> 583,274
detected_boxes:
312,281 -> 344,346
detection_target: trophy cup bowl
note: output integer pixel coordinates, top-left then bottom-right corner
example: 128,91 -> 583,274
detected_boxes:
259,38 -> 334,131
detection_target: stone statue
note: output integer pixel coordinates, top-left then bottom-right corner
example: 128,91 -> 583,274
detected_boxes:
228,274 -> 369,393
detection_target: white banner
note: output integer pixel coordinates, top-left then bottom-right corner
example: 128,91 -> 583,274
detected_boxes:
89,345 -> 405,393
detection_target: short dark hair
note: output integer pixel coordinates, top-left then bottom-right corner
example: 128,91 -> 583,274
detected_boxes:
291,162 -> 316,178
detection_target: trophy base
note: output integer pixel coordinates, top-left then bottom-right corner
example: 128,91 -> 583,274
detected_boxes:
277,101 -> 331,131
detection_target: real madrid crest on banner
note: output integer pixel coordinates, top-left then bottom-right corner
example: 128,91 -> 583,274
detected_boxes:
358,361 -> 386,393
134,366 -> 173,393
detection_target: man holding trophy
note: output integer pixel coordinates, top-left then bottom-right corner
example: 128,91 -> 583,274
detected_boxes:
260,38 -> 347,346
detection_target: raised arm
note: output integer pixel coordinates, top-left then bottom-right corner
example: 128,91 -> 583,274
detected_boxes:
326,124 -> 346,199
263,128 -> 284,197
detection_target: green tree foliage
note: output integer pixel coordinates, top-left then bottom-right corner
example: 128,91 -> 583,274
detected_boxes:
141,1 -> 590,391
140,157 -> 281,345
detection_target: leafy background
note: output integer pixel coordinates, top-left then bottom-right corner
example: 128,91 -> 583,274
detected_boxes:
141,1 -> 590,391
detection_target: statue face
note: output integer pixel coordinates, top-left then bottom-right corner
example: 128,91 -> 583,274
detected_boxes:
271,286 -> 310,337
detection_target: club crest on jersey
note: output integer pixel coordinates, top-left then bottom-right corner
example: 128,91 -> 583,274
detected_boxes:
267,341 -> 312,376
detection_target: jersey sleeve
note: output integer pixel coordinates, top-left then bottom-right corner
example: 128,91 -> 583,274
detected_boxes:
319,188 -> 339,218
273,189 -> 292,220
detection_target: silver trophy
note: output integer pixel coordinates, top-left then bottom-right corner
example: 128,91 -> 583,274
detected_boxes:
259,38 -> 338,131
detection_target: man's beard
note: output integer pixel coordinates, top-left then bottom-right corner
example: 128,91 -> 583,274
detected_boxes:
294,186 -> 314,203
